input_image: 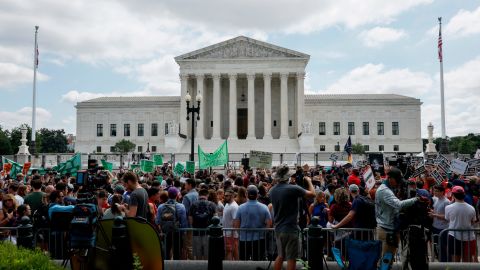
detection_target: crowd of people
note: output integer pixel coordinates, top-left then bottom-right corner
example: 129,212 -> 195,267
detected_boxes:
1,158 -> 479,267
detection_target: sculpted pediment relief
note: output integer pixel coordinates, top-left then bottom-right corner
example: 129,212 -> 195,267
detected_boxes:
176,36 -> 309,61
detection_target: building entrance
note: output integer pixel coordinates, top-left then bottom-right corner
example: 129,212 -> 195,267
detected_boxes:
237,109 -> 247,139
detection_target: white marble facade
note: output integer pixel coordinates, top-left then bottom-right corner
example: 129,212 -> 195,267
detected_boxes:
75,36 -> 423,154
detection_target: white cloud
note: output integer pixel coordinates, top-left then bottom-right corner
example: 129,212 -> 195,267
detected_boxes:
0,107 -> 52,130
359,27 -> 407,47
444,6 -> 480,38
0,62 -> 49,89
327,63 -> 433,96
61,91 -> 106,103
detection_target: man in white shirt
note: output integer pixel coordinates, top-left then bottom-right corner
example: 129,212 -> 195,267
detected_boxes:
429,185 -> 450,262
223,189 -> 239,260
444,186 -> 476,262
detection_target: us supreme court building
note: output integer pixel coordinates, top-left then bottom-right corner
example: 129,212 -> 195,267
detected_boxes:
75,36 -> 422,156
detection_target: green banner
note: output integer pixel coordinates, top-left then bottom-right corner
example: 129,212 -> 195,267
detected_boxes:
173,163 -> 185,177
186,161 -> 195,174
130,164 -> 140,170
198,140 -> 229,169
1,156 -> 23,178
55,153 -> 82,176
140,159 -> 155,173
153,154 -> 164,166
101,159 -> 113,172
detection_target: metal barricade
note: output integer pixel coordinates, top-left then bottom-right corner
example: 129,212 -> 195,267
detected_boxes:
437,229 -> 480,263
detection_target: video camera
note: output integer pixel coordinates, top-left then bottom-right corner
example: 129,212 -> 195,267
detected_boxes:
76,159 -> 109,195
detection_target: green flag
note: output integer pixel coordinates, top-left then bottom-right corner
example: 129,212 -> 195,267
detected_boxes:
198,140 -> 229,169
1,156 -> 23,178
140,159 -> 155,173
186,161 -> 195,174
173,163 -> 185,176
130,164 -> 140,170
101,159 -> 113,172
153,154 -> 164,166
57,153 -> 82,176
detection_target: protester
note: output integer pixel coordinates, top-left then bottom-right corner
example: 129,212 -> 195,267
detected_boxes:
223,188 -> 239,260
24,178 -> 44,215
189,188 -> 217,260
124,172 -> 149,219
430,185 -> 450,262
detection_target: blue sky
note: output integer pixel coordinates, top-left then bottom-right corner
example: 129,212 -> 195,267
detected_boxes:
1,0 -> 479,138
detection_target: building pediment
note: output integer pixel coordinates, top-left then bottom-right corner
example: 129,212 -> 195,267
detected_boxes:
175,36 -> 309,61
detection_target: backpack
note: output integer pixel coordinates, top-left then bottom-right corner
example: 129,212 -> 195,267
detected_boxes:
356,195 -> 376,229
32,204 -> 50,229
159,203 -> 178,233
192,200 -> 212,228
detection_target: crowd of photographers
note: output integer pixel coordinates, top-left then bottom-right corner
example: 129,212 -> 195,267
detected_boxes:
1,160 -> 480,266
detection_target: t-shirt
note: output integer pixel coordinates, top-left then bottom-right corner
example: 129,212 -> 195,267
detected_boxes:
14,194 -> 24,206
24,191 -> 45,214
432,196 -> 450,230
223,201 -> 239,238
269,182 -> 306,233
330,202 -> 352,226
234,200 -> 271,241
129,187 -> 149,219
445,201 -> 476,241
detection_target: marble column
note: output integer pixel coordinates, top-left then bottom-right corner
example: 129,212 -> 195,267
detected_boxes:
196,74 -> 205,139
212,73 -> 221,139
179,74 -> 188,137
229,74 -> 237,139
280,72 -> 289,139
247,73 -> 256,139
263,73 -> 272,139
296,72 -> 305,137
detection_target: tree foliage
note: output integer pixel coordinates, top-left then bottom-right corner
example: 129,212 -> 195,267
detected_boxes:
352,143 -> 365,154
114,139 -> 136,153
38,128 -> 68,153
0,127 -> 13,155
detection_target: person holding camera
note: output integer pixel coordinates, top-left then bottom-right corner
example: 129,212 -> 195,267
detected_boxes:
375,167 -> 428,263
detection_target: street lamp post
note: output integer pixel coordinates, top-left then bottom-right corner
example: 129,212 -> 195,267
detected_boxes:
185,92 -> 202,161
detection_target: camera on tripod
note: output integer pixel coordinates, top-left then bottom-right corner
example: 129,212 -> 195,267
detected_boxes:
76,159 -> 109,193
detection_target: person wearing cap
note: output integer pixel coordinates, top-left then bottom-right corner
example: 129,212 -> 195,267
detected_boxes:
375,167 -> 427,262
233,185 -> 272,261
156,187 -> 187,260
429,185 -> 450,262
269,165 -> 315,270
444,185 -> 476,262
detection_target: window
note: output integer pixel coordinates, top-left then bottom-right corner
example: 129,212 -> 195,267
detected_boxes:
333,122 -> 340,135
392,122 -> 399,135
165,123 -> 169,135
96,124 -> 103,137
124,124 -> 130,136
363,122 -> 369,135
364,145 -> 370,151
273,120 -> 277,127
320,145 -> 326,152
379,145 -> 384,151
289,120 -> 292,127
393,145 -> 399,151
151,123 -> 158,136
138,146 -> 143,152
96,146 -> 101,153
110,124 -> 116,137
211,121 -> 213,127
348,122 -> 355,135
377,122 -> 384,135
138,123 -> 144,136
110,146 -> 116,152
151,146 -> 157,152
319,122 -> 326,135
334,144 -> 340,151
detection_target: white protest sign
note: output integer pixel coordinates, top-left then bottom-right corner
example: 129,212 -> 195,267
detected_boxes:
249,150 -> 273,169
450,159 -> 468,175
363,166 -> 375,190
475,149 -> 480,159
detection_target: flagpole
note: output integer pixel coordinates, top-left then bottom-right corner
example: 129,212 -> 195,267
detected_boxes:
31,25 -> 39,156
438,17 -> 448,153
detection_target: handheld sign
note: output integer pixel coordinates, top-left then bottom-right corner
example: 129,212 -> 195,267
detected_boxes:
186,161 -> 195,174
450,159 -> 468,175
363,166 -> 375,190
153,154 -> 163,166
249,150 -> 273,169
174,163 -> 185,177
430,169 -> 444,185
329,153 -> 339,162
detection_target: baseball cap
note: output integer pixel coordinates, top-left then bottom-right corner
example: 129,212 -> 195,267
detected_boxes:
348,184 -> 359,193
167,187 -> 179,198
452,186 -> 465,194
247,185 -> 258,197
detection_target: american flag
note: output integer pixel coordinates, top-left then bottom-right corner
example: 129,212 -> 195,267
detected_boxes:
35,45 -> 39,68
438,17 -> 443,62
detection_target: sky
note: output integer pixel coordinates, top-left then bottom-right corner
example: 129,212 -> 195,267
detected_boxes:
0,0 -> 479,138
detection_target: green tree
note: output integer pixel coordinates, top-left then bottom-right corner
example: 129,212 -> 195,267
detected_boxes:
457,138 -> 476,154
38,128 -> 68,153
114,139 -> 136,154
0,127 -> 13,155
352,143 -> 365,154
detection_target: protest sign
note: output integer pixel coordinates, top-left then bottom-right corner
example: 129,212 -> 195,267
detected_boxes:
368,154 -> 384,172
153,154 -> 163,166
249,150 -> 273,168
140,159 -> 154,173
198,141 -> 229,169
329,153 -> 338,162
475,149 -> 480,159
186,161 -> 195,174
363,166 -> 375,190
411,165 -> 426,178
130,164 -> 140,170
450,159 -> 468,175
174,163 -> 185,176
465,167 -> 477,176
101,159 -> 113,172
430,169 -> 444,185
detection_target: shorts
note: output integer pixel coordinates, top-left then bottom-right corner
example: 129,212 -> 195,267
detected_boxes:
275,232 -> 300,260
